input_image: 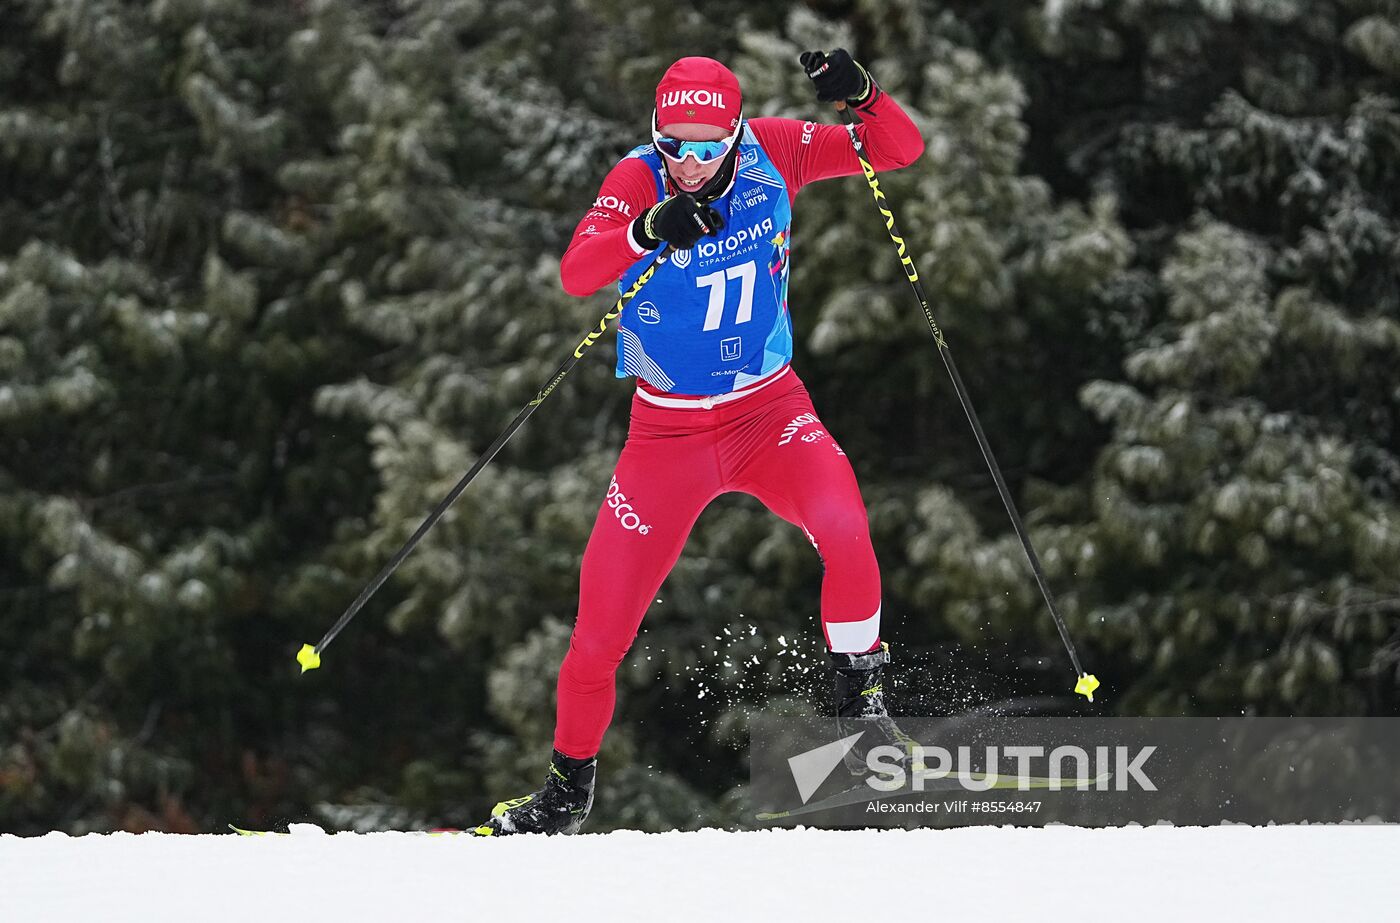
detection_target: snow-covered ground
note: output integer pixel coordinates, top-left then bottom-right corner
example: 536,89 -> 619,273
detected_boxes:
3,825 -> 1396,921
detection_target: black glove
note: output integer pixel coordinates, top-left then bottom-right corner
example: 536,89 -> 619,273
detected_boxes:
631,193 -> 725,251
799,48 -> 875,106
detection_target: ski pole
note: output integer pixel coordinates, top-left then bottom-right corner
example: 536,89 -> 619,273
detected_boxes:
832,101 -> 1100,702
296,246 -> 676,674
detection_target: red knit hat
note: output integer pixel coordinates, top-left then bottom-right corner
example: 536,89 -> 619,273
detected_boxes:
655,57 -> 742,131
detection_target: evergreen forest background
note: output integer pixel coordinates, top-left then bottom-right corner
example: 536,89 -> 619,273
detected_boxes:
3,0 -> 1400,834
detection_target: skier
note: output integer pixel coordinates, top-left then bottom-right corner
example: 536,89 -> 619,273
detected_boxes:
473,50 -> 925,835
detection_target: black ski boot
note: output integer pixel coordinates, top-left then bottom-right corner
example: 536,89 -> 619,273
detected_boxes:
471,750 -> 596,836
832,642 -> 918,774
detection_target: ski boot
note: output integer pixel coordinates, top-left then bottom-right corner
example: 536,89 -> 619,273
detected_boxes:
471,750 -> 596,836
832,642 -> 918,775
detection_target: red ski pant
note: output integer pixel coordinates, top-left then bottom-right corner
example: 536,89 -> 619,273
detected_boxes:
554,370 -> 882,758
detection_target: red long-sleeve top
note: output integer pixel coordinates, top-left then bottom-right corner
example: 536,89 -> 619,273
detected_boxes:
560,91 -> 925,297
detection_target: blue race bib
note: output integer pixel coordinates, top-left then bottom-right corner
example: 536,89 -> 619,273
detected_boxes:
615,125 -> 794,396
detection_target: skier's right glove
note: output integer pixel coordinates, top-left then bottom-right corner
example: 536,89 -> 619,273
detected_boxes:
631,193 -> 724,251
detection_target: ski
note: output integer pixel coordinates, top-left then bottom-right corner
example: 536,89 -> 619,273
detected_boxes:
227,824 -> 467,836
756,770 -> 1111,821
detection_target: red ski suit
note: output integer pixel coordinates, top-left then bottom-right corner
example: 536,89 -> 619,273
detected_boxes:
554,92 -> 924,758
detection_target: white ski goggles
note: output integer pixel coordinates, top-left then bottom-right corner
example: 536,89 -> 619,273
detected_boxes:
651,109 -> 743,165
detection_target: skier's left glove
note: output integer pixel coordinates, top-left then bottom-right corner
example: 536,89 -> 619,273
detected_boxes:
800,49 -> 876,107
